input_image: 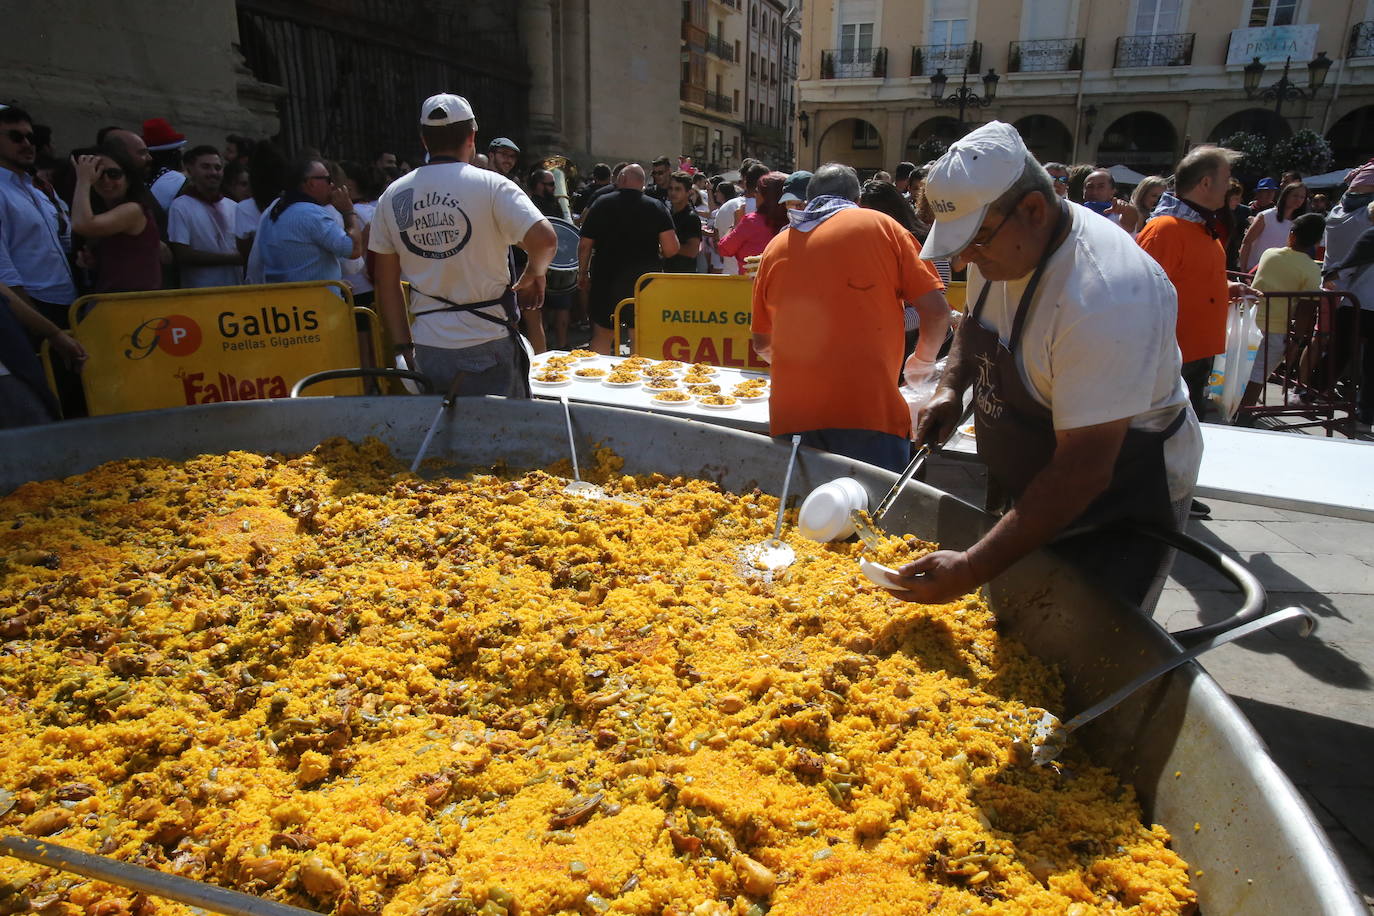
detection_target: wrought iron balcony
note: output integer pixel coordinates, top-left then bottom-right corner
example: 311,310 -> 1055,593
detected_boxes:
1008,37 -> 1084,73
911,40 -> 981,76
705,33 -> 735,61
705,89 -> 735,114
712,0 -> 741,10
1114,32 -> 1194,67
1349,20 -> 1374,58
747,121 -> 785,146
820,46 -> 888,79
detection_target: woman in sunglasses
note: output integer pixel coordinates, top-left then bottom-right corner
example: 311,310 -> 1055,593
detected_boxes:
70,147 -> 163,293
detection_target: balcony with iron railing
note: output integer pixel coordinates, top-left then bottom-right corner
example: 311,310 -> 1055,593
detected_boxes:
711,0 -> 741,11
820,46 -> 887,79
747,121 -> 785,146
1008,37 -> 1084,73
1114,32 -> 1194,67
911,40 -> 981,76
1350,21 -> 1374,58
705,33 -> 735,61
705,89 -> 735,114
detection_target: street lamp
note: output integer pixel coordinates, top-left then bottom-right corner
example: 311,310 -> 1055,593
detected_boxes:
1243,52 -> 1332,154
929,67 -> 999,132
798,110 -> 810,144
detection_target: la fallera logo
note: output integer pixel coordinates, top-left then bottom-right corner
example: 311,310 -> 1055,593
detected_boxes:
124,314 -> 203,360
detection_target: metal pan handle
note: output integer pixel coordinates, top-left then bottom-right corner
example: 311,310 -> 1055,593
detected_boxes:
1124,523 -> 1269,647
290,368 -> 434,398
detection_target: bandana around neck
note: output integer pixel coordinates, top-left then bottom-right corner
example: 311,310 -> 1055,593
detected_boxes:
787,195 -> 857,232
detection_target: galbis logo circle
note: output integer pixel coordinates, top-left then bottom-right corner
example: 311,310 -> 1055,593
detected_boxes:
124,314 -> 203,360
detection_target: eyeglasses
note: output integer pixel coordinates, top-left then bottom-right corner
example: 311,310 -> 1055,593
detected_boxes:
966,192 -> 1031,252
307,174 -> 333,184
1052,175 -> 1069,184
100,168 -> 125,181
4,130 -> 36,146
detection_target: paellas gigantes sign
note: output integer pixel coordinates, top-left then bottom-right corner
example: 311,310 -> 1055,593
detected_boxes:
622,274 -> 770,370
70,282 -> 365,416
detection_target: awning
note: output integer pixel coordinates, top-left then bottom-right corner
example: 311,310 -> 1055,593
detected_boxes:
1107,164 -> 1151,186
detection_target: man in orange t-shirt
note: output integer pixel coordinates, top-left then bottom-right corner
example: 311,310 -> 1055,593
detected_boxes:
1136,146 -> 1258,419
751,163 -> 948,471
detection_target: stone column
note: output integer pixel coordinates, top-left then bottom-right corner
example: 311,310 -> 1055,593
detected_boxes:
520,0 -> 562,155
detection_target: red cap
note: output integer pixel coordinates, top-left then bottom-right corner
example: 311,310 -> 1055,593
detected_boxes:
1348,159 -> 1374,193
142,117 -> 187,152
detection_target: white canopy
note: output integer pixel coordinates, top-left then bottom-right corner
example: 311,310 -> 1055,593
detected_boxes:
1107,164 -> 1151,186
1301,167 -> 1352,189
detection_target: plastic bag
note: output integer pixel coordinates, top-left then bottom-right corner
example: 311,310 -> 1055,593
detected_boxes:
900,356 -> 945,439
1208,299 -> 1262,422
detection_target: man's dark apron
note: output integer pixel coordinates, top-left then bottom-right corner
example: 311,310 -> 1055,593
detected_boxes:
406,154 -> 531,398
962,204 -> 1186,607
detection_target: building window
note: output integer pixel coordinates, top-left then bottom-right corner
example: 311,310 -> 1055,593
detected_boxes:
838,0 -> 877,64
1133,0 -> 1182,35
735,40 -> 741,59
930,0 -> 970,48
734,89 -> 740,111
1247,0 -> 1297,26
749,99 -> 755,121
751,3 -> 757,28
852,120 -> 880,149
751,51 -> 757,74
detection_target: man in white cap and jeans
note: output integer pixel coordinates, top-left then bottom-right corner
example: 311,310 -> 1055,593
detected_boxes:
891,121 -> 1201,612
370,93 -> 557,397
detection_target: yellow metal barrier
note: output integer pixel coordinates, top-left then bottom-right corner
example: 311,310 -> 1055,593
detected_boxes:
946,279 -> 967,312
611,273 -> 769,370
65,281 -> 375,416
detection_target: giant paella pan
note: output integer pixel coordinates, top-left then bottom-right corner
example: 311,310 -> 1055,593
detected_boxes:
0,397 -> 1363,915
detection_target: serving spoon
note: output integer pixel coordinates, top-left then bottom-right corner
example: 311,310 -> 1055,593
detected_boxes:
738,435 -> 802,577
1020,605 -> 1316,766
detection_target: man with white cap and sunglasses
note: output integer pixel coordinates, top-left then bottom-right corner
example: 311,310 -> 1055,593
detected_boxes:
370,93 -> 557,397
890,121 -> 1201,611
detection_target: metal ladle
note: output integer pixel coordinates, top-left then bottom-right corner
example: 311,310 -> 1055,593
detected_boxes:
559,394 -> 608,498
1021,605 -> 1316,766
738,434 -> 802,576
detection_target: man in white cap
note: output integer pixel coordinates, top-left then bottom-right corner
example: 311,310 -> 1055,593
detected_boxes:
892,121 -> 1201,611
370,93 -> 557,397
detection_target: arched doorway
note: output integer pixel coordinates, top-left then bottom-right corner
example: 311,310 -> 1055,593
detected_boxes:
816,117 -> 885,175
905,117 -> 961,164
1327,105 -> 1374,168
1014,115 -> 1072,164
1208,108 -> 1292,144
1097,111 -> 1177,175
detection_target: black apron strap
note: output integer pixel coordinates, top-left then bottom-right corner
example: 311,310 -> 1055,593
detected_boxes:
410,288 -> 518,329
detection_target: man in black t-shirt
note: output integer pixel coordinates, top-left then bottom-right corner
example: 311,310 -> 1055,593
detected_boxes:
578,164 -> 679,353
664,170 -> 702,273
647,156 -> 672,202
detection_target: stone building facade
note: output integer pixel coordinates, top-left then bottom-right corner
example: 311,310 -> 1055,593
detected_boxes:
796,0 -> 1374,177
4,0 -> 682,176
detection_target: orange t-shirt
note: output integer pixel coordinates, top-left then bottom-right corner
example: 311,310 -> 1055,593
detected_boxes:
1135,214 -> 1229,363
752,207 -> 944,438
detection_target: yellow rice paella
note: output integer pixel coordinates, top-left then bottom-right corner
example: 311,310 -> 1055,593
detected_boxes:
0,439 -> 1195,915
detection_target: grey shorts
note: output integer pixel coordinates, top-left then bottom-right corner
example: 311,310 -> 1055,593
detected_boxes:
0,375 -> 57,429
414,336 -> 527,398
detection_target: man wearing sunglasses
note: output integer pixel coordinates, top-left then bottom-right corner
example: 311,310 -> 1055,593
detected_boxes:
0,106 -> 77,331
891,121 -> 1201,614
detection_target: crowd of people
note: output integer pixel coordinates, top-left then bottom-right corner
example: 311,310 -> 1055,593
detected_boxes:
3,90 -> 1373,615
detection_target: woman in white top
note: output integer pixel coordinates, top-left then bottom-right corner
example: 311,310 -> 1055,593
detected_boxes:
1239,181 -> 1307,273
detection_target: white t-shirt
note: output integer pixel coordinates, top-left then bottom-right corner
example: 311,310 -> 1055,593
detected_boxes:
714,195 -> 756,275
1244,206 -> 1293,272
342,200 -> 375,295
369,162 -> 544,349
168,195 -> 243,288
234,197 -> 262,239
966,204 -> 1201,504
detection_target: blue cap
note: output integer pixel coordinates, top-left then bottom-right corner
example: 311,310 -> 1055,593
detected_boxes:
1256,177 -> 1279,190
780,170 -> 813,203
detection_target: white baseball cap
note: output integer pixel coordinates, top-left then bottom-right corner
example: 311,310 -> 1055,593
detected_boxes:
920,121 -> 1029,260
420,93 -> 474,126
